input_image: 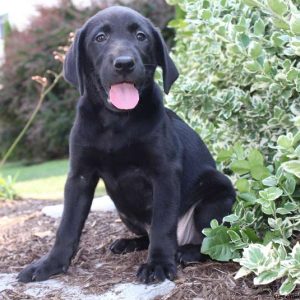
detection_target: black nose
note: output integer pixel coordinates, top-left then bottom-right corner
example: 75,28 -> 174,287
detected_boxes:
113,56 -> 135,73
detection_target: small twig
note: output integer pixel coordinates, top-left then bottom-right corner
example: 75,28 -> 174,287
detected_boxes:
0,71 -> 63,168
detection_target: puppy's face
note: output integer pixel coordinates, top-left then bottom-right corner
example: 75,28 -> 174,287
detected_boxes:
64,6 -> 179,112
86,7 -> 155,111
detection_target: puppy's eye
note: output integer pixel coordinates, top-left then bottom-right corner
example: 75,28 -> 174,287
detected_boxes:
136,31 -> 146,41
95,33 -> 108,43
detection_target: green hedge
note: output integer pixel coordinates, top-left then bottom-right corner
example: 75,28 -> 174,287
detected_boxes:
167,0 -> 300,296
167,0 -> 300,158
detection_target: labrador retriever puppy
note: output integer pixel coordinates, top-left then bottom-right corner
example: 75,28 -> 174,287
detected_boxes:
18,6 -> 235,284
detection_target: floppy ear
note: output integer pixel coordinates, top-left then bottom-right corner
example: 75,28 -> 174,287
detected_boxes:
153,27 -> 179,94
63,28 -> 85,96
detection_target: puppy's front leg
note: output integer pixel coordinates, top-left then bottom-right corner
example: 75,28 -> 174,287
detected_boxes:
18,169 -> 99,282
137,172 -> 179,283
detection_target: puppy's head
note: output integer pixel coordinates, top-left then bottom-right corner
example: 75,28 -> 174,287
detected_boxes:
63,6 -> 178,112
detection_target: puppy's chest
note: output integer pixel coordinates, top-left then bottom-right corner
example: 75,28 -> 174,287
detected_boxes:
102,165 -> 152,200
102,165 -> 153,224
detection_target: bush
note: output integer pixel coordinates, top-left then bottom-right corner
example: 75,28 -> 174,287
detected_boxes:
0,0 -> 174,162
167,0 -> 300,296
167,0 -> 300,158
201,118 -> 300,295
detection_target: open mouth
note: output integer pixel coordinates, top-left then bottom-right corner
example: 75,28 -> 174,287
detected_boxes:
108,82 -> 139,110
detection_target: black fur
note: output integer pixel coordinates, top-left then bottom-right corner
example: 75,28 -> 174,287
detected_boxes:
18,6 -> 235,284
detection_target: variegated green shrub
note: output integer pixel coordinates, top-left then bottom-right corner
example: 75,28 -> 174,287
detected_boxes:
201,118 -> 300,295
167,0 -> 300,156
167,0 -> 300,296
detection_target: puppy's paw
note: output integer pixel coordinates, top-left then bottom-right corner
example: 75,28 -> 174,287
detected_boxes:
110,238 -> 132,254
17,255 -> 69,283
176,244 -> 206,266
136,261 -> 177,284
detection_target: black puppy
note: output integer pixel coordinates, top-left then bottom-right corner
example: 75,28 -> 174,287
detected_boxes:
18,6 -> 235,284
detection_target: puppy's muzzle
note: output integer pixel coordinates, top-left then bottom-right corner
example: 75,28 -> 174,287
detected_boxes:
113,56 -> 135,74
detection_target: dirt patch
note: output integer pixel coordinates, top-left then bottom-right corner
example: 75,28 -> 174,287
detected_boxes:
0,199 -> 298,299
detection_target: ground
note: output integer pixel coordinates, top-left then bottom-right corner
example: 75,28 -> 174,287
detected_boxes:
0,199 -> 297,300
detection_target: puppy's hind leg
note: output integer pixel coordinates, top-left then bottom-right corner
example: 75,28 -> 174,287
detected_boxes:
177,167 -> 235,265
110,236 -> 149,254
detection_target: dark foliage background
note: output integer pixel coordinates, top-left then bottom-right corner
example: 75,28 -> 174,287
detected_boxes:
0,0 -> 174,162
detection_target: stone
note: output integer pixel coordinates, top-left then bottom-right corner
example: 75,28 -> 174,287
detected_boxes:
41,195 -> 116,219
98,281 -> 176,300
0,273 -> 175,300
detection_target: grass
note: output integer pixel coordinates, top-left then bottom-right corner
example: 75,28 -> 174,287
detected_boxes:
0,159 -> 106,200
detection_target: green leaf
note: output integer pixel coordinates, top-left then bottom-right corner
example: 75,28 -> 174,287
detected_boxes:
210,219 -> 219,229
295,116 -> 300,127
272,18 -> 289,30
228,230 -> 242,243
227,43 -> 243,55
250,165 -> 270,180
277,135 -> 293,149
233,143 -> 246,160
254,18 -> 265,36
261,204 -> 272,215
271,32 -> 286,47
276,201 -> 298,214
237,33 -> 251,48
217,149 -> 233,162
201,226 -> 236,261
244,61 -> 261,73
239,192 -> 257,203
201,9 -> 212,20
168,19 -> 187,29
294,145 -> 300,158
241,228 -> 260,243
223,214 -> 239,223
234,266 -> 252,279
296,79 -> 300,92
231,160 -> 250,174
248,41 -> 263,59
278,245 -> 287,260
293,132 -> 300,145
286,68 -> 299,81
236,243 -> 273,270
276,167 -> 284,180
284,177 -> 296,195
290,14 -> 300,35
248,149 -> 264,167
267,0 -> 288,16
279,277 -> 297,296
259,187 -> 283,201
261,201 -> 276,215
236,178 -> 250,193
262,176 -> 278,187
291,242 -> 300,263
282,161 -> 300,178
263,231 -> 281,244
241,0 -> 258,7
202,228 -> 212,236
254,270 -> 282,285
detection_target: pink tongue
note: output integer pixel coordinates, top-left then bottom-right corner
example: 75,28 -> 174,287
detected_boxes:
109,83 -> 139,109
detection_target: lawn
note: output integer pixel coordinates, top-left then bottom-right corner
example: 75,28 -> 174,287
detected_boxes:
1,159 -> 106,200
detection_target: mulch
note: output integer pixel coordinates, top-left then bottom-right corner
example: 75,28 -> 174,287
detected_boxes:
0,199 -> 298,300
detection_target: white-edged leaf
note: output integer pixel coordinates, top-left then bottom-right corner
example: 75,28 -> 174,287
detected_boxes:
282,160 -> 300,178
279,277 -> 297,296
254,270 -> 282,285
234,266 -> 252,279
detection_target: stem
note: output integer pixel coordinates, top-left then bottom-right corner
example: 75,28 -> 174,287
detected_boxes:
0,71 -> 63,168
286,220 -> 300,230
